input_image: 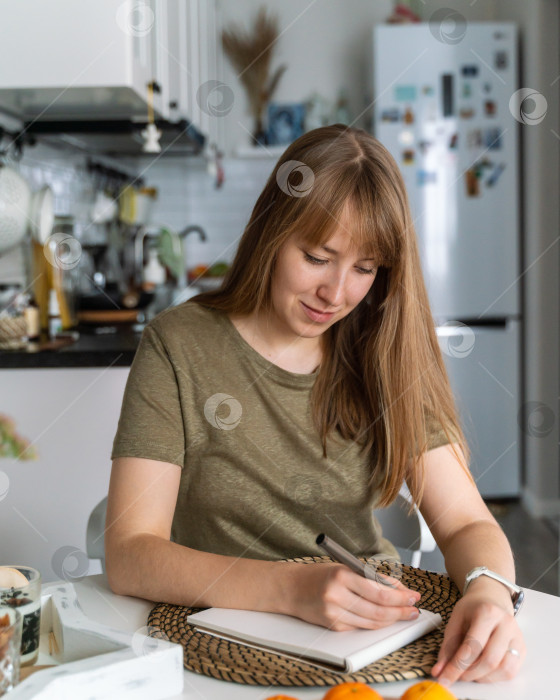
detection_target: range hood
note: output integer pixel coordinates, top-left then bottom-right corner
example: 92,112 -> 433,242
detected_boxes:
22,118 -> 206,157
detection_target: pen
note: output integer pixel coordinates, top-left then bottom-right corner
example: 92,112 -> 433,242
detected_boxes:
316,533 -> 398,589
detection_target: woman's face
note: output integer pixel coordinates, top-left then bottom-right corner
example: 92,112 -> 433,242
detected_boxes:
269,224 -> 378,342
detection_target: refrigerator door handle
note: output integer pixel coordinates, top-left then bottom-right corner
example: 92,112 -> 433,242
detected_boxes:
442,73 -> 454,117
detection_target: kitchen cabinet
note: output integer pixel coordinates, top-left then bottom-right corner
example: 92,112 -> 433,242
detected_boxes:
0,368 -> 129,582
0,0 -> 217,136
163,0 -> 221,139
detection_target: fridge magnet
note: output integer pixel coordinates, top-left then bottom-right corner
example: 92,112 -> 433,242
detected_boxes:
381,107 -> 400,123
486,163 -> 506,187
402,149 -> 415,165
459,107 -> 475,119
465,159 -> 491,197
422,85 -> 434,96
494,50 -> 508,70
484,127 -> 502,149
461,65 -> 479,78
267,103 -> 305,145
465,168 -> 480,197
403,106 -> 415,124
418,140 -> 433,154
467,129 -> 483,149
483,82 -> 493,93
477,157 -> 493,172
398,130 -> 415,146
395,85 -> 417,102
417,170 -> 437,186
449,133 -> 458,149
484,100 -> 497,117
462,82 -> 472,98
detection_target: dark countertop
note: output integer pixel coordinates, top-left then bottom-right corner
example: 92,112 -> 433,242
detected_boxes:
0,324 -> 144,369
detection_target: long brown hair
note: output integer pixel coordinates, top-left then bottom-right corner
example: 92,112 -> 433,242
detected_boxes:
192,124 -> 470,508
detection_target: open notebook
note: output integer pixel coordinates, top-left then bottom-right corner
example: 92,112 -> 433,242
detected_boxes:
187,607 -> 442,673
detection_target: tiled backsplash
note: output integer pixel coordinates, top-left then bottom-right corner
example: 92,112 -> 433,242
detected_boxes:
0,140 -> 279,287
127,153 -> 277,270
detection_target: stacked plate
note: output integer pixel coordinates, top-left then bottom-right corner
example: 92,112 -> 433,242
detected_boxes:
0,164 -> 54,254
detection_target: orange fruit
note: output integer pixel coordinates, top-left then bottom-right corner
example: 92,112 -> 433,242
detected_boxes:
400,680 -> 458,700
323,681 -> 384,700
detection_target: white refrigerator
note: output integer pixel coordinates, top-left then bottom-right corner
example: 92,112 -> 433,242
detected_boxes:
373,23 -> 521,497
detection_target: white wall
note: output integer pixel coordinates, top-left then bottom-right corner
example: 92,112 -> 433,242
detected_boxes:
415,0 -> 496,21
215,0 -> 393,152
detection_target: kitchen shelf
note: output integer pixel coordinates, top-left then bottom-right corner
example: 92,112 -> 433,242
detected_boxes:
21,118 -> 205,158
234,145 -> 287,159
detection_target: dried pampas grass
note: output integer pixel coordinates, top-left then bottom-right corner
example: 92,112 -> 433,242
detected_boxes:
222,7 -> 287,143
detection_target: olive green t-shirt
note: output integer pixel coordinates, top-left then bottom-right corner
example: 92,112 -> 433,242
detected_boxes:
111,302 -> 450,561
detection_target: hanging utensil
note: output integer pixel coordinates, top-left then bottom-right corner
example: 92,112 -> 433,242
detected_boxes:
29,185 -> 54,244
157,227 -> 185,285
0,164 -> 32,254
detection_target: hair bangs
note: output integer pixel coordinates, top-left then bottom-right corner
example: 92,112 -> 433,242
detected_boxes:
291,195 -> 402,273
347,192 -> 402,270
281,184 -> 350,250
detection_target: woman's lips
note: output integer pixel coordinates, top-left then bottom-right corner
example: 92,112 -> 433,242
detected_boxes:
301,301 -> 336,323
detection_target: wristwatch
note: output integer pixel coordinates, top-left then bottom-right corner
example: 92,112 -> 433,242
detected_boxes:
463,566 -> 524,615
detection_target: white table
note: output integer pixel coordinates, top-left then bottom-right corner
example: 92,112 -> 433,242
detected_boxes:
45,574 -> 560,699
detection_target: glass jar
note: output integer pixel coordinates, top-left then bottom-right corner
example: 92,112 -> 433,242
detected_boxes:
0,566 -> 41,667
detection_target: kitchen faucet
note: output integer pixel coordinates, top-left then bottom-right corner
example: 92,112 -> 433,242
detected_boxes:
178,225 -> 207,243
134,224 -> 208,296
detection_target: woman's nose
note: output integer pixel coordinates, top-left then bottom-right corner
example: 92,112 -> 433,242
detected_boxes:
317,270 -> 346,307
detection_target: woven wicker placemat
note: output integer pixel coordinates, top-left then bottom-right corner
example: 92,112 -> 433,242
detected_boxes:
147,556 -> 460,687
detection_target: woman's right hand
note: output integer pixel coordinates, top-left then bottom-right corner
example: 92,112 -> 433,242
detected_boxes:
284,562 -> 422,631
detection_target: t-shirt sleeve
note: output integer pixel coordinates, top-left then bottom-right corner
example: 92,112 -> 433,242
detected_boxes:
425,410 -> 458,451
111,324 -> 186,468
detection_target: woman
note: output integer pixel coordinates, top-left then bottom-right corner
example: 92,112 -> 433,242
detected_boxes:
106,125 -> 524,686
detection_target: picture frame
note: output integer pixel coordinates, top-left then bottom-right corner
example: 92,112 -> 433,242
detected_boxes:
266,103 -> 306,145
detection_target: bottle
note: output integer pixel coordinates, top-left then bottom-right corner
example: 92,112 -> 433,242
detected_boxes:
24,297 -> 40,341
142,248 -> 166,291
48,288 -> 62,339
333,91 -> 350,125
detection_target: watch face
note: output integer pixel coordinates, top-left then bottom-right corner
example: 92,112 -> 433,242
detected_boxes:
513,588 -> 524,615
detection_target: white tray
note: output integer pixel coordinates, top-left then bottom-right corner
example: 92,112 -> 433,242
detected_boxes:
10,582 -> 183,699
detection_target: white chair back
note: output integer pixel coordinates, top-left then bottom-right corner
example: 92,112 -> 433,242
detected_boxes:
374,485 -> 438,568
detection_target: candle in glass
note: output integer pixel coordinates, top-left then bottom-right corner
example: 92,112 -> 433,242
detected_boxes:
0,605 -> 22,694
0,566 -> 41,667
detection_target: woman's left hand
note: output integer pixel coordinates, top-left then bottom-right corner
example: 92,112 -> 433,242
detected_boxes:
431,580 -> 525,685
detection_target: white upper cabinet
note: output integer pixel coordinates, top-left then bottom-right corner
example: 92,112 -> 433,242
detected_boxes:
0,0 -> 216,133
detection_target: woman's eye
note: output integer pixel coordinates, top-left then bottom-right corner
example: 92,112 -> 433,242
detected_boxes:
356,266 -> 377,276
304,252 -> 328,265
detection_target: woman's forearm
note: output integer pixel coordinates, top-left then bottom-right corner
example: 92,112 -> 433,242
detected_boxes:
441,519 -> 517,609
106,533 -> 294,613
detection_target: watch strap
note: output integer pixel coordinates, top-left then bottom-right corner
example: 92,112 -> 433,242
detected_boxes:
463,566 -> 524,615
